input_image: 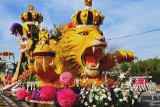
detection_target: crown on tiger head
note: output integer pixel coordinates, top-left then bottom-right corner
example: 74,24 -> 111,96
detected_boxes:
71,0 -> 105,29
20,5 -> 43,25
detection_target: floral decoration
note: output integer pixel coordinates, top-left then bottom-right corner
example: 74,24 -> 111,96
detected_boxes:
40,85 -> 56,100
16,88 -> 30,100
60,72 -> 74,86
57,89 -> 77,107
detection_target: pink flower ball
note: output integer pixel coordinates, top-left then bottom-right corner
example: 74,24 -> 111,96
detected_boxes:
40,85 -> 56,100
6,76 -> 12,81
60,72 -> 74,86
24,69 -> 30,76
8,81 -> 12,85
57,89 -> 76,107
16,88 -> 29,100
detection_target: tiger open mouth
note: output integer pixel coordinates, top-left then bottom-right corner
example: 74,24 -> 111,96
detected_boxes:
82,45 -> 106,70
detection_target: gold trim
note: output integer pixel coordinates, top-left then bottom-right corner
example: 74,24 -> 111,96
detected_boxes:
76,25 -> 99,29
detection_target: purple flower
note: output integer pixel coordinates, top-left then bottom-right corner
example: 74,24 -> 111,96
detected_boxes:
31,90 -> 40,99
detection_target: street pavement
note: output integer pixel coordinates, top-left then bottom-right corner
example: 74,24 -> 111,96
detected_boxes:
0,94 -> 30,107
137,92 -> 160,107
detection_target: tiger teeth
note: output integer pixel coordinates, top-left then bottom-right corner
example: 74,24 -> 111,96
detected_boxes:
43,57 -> 46,65
96,63 -> 100,68
92,47 -> 95,53
89,63 -> 92,68
34,59 -> 37,66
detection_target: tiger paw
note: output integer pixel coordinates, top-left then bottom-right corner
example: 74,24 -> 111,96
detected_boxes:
115,50 -> 137,63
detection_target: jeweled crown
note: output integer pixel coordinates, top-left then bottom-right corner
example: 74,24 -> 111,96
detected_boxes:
71,0 -> 105,29
20,5 -> 43,23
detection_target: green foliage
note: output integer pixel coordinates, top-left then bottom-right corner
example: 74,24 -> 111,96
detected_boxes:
120,63 -> 129,72
21,61 -> 28,72
130,57 -> 160,73
149,71 -> 160,83
27,73 -> 38,82
116,57 -> 160,83
49,23 -> 63,41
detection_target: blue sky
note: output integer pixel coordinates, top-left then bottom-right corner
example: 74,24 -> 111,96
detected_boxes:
0,0 -> 160,62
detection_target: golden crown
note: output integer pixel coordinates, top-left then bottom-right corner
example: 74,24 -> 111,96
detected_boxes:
20,5 -> 43,24
71,0 -> 105,29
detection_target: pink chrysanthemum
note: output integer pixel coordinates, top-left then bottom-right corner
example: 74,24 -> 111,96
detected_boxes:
24,69 -> 30,76
57,89 -> 76,107
16,88 -> 29,100
60,72 -> 74,86
40,85 -> 56,100
6,76 -> 12,81
8,81 -> 12,85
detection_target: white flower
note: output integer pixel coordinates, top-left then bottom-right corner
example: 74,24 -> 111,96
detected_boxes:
92,105 -> 96,107
123,97 -> 127,101
134,95 -> 138,99
89,97 -> 93,102
92,81 -> 96,88
105,103 -> 108,106
84,102 -> 88,106
95,95 -> 99,100
116,94 -> 118,97
90,89 -> 94,93
119,99 -> 123,102
81,100 -> 84,103
125,89 -> 129,93
89,94 -> 94,102
107,96 -> 112,101
75,78 -> 80,87
122,92 -> 127,96
82,95 -> 86,99
82,71 -> 88,77
114,88 -> 121,92
132,99 -> 135,105
107,92 -> 111,96
101,84 -> 104,88
99,93 -> 107,101
102,94 -> 107,98
83,77 -> 89,83
86,91 -> 89,94
101,89 -> 105,92
94,87 -> 101,92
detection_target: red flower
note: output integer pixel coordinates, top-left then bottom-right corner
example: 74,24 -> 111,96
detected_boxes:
6,76 -> 12,81
40,85 -> 56,100
60,72 -> 74,86
57,89 -> 76,107
16,88 -> 30,100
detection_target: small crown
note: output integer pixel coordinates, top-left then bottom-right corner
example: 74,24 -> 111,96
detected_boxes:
20,5 -> 43,23
71,0 -> 105,29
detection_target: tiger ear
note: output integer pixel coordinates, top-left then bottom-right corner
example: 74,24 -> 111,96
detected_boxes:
62,22 -> 76,33
67,22 -> 75,28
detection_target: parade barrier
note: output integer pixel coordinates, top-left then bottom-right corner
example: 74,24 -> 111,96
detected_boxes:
2,81 -> 19,91
128,76 -> 159,100
26,81 -> 40,91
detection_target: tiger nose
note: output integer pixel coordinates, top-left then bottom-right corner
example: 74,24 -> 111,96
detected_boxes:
96,37 -> 105,42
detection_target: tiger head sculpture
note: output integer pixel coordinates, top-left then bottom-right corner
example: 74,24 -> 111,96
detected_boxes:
54,22 -> 107,77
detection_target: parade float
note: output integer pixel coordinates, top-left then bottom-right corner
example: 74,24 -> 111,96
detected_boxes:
5,0 -> 144,106
0,52 -> 16,92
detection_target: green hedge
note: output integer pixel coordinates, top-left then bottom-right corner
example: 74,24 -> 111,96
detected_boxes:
149,71 -> 160,84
